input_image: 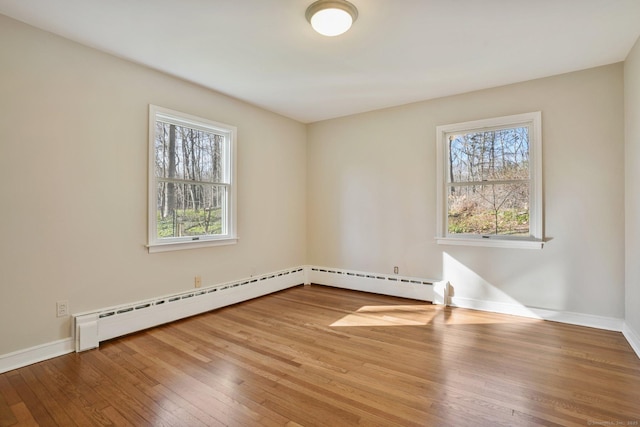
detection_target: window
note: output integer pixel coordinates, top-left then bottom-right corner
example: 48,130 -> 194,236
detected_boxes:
148,105 -> 237,253
436,112 -> 543,249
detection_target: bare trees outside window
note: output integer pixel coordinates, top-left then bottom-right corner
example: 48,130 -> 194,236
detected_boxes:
436,112 -> 542,248
447,126 -> 530,236
155,122 -> 225,237
148,106 -> 236,252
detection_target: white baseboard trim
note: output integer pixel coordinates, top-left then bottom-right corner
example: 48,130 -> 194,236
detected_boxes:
450,296 -> 624,331
0,338 -> 74,374
622,322 -> 640,359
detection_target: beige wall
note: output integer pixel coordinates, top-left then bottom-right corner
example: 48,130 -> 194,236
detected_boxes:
308,64 -> 625,319
625,36 -> 640,337
0,16 -> 307,355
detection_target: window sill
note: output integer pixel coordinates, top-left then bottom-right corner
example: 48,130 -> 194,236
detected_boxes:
436,237 -> 544,249
147,237 -> 238,253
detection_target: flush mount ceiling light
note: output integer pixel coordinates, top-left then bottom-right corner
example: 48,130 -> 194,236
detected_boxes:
305,0 -> 358,37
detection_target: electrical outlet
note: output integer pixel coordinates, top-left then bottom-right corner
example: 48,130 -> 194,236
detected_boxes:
393,266 -> 399,274
56,300 -> 69,317
195,275 -> 202,288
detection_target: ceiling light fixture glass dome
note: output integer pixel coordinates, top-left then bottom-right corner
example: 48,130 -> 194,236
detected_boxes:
305,0 -> 358,37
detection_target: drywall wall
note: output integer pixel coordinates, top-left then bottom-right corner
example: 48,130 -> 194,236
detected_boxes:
625,36 -> 640,342
307,64 -> 625,320
0,15 -> 307,355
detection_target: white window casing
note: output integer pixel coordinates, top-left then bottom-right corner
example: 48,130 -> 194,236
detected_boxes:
435,112 -> 543,249
147,105 -> 237,253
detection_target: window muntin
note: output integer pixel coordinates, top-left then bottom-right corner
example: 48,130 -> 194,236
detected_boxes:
436,112 -> 542,248
148,105 -> 237,252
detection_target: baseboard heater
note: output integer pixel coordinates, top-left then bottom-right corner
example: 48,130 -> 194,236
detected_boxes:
73,267 -> 304,352
308,266 -> 446,304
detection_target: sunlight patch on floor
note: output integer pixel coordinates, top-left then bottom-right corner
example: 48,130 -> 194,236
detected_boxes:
330,305 -> 437,327
443,311 -> 540,326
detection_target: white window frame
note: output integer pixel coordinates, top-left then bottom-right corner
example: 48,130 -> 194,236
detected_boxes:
435,112 -> 543,249
147,105 -> 237,253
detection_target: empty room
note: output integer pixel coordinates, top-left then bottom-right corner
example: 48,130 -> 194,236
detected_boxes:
1,0 -> 640,425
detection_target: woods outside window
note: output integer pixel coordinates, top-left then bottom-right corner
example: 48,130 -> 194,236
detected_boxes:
148,105 -> 237,253
436,112 -> 543,249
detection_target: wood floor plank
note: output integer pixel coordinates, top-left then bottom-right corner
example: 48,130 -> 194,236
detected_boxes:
179,313 -> 431,425
27,363 -> 97,427
0,393 -> 17,426
16,367 -> 79,427
81,349 -> 196,426
0,375 -> 21,409
117,337 -> 271,426
46,356 -> 118,426
7,371 -> 58,426
6,402 -> 38,427
1,284 -> 639,426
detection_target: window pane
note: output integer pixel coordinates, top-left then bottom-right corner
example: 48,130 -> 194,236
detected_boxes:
156,183 -> 227,238
154,122 -> 225,183
447,183 -> 529,236
448,126 -> 529,183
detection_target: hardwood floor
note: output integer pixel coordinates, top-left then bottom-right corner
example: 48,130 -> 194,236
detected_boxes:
1,285 -> 639,426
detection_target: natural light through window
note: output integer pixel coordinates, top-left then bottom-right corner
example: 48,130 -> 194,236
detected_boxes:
330,305 -> 437,327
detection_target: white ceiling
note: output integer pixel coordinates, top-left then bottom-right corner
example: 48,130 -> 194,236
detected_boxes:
1,0 -> 639,123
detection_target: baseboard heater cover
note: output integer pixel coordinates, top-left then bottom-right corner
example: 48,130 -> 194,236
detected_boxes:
308,266 -> 446,303
74,268 -> 304,352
